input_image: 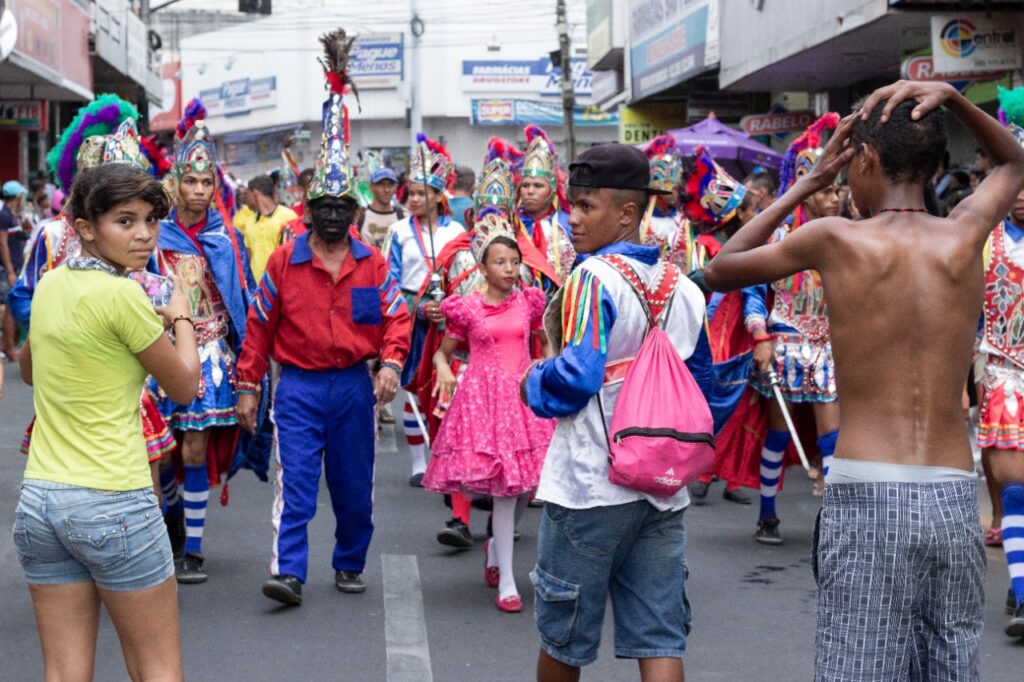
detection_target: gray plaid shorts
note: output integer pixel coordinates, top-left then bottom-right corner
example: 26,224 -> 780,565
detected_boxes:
814,481 -> 985,682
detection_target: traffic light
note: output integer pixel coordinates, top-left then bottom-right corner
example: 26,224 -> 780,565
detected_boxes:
239,0 -> 271,15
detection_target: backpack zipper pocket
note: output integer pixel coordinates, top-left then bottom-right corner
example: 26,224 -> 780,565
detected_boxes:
613,427 -> 714,448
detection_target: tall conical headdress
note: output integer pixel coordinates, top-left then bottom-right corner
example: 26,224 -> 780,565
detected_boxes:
410,133 -> 455,192
471,208 -> 518,263
521,124 -> 558,185
46,94 -> 141,191
307,27 -> 358,203
645,134 -> 681,193
173,120 -> 217,178
473,137 -> 518,214
999,86 -> 1024,148
682,146 -> 747,231
778,113 -> 840,197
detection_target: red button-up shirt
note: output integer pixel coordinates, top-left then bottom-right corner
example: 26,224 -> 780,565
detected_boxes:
236,232 -> 411,390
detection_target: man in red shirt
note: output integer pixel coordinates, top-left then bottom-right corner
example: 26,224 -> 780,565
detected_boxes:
236,33 -> 411,604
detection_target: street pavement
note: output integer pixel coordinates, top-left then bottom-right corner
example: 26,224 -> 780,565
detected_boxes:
1,360 -> 1022,680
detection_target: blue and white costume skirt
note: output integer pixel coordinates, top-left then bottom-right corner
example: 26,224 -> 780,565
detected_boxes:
153,335 -> 239,431
754,331 -> 837,403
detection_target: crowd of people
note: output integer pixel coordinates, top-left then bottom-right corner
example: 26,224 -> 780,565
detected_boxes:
3,24 -> 1024,682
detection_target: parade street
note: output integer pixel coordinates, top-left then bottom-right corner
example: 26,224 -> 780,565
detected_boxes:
0,363 -> 1020,681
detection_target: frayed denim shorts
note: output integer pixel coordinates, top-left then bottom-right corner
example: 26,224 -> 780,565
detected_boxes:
13,480 -> 174,592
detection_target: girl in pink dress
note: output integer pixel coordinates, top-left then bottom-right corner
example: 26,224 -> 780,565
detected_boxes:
424,214 -> 555,612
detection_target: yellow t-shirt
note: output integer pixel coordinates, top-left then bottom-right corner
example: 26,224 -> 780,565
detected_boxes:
26,266 -> 165,491
235,205 -> 298,281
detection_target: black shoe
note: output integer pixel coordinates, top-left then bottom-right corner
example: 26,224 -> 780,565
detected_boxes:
263,575 -> 303,606
408,473 -> 425,488
723,488 -> 752,505
1008,588 -> 1017,616
1007,602 -> 1024,638
436,519 -> 473,549
165,513 -> 185,559
754,517 -> 783,545
176,552 -> 208,584
690,481 -> 710,505
335,570 -> 366,593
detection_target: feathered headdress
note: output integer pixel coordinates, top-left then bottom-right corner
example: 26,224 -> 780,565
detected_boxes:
173,120 -> 217,179
474,138 -> 517,214
411,133 -> 455,192
47,94 -> 140,191
140,135 -> 173,178
307,27 -> 358,203
682,146 -> 747,232
645,134 -> 681,193
522,124 -> 558,184
998,86 -> 1024,148
471,207 -> 518,263
778,112 -> 840,197
176,98 -> 207,141
318,27 -> 360,109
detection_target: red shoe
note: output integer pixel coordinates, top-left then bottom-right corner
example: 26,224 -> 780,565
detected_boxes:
985,527 -> 1003,547
483,538 -> 500,588
495,594 -> 522,613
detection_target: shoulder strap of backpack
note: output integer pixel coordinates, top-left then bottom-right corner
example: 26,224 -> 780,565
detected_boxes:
597,255 -> 656,329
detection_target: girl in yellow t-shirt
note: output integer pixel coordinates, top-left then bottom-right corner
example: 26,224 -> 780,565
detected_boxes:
14,163 -> 201,681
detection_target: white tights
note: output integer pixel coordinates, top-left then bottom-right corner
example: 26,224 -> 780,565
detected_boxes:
488,494 -> 530,600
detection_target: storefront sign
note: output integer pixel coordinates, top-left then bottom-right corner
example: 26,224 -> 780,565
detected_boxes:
618,104 -> 686,144
901,54 -> 1005,91
931,14 -> 1021,75
0,100 -> 47,130
350,33 -> 403,90
462,58 -> 594,98
150,63 -> 183,132
740,110 -> 815,136
471,99 -> 617,127
629,0 -> 719,100
200,76 -> 277,117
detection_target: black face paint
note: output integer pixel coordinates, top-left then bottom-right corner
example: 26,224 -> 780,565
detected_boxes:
309,197 -> 357,243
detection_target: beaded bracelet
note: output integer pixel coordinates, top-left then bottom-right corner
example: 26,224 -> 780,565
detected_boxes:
172,315 -> 196,330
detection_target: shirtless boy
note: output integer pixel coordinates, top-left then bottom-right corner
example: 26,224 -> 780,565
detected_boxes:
705,80 -> 1024,681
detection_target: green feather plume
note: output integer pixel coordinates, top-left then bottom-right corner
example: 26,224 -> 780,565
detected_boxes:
998,86 -> 1024,128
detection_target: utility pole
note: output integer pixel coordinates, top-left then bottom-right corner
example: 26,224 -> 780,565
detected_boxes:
556,0 -> 576,162
409,0 -> 424,151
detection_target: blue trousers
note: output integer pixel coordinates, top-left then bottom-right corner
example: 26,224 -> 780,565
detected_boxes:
271,365 -> 376,582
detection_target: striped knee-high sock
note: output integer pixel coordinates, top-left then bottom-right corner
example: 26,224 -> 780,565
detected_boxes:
817,429 -> 839,478
759,429 -> 791,520
403,397 -> 427,476
160,466 -> 182,518
182,464 -> 209,557
1002,483 -> 1024,608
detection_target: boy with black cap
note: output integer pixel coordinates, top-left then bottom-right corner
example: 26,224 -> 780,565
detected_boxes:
522,143 -> 712,680
706,81 -> 1024,681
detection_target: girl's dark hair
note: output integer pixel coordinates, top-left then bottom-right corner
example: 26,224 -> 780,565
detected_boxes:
69,163 -> 171,222
481,235 -> 521,264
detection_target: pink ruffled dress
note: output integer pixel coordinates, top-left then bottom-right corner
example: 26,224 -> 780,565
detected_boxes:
423,287 -> 555,497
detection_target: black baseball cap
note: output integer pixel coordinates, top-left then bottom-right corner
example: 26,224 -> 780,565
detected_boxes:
568,143 -> 670,195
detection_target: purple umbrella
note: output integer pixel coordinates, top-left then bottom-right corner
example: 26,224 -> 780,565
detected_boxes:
664,114 -> 782,179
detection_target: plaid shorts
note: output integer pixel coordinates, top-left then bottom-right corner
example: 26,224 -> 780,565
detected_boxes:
814,481 -> 985,681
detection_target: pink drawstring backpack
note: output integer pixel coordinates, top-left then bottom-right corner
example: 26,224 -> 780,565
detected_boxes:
598,256 -> 715,498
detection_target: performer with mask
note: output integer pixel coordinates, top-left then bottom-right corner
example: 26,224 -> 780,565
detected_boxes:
236,28 -> 411,605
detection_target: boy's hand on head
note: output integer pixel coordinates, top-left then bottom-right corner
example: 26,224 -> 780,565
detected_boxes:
803,114 -> 857,193
860,80 -> 957,123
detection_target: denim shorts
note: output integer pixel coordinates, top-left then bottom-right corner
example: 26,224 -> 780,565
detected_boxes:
12,480 -> 174,592
530,501 -> 691,667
